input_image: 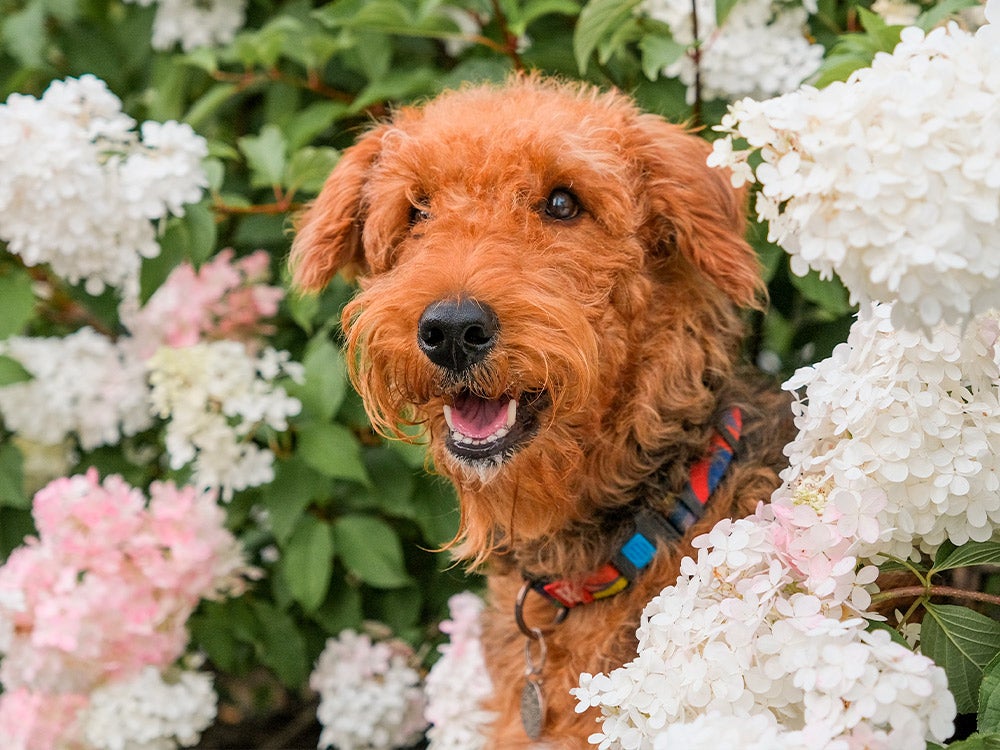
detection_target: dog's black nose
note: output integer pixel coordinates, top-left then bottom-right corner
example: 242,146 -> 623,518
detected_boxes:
417,298 -> 499,372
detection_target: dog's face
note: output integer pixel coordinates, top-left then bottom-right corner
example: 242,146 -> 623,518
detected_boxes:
292,78 -> 760,543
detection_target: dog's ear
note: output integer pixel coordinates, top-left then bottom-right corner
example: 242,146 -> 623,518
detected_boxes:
289,126 -> 386,292
632,114 -> 764,308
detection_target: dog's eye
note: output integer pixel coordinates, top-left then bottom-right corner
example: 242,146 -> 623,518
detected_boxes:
545,189 -> 582,221
409,202 -> 431,226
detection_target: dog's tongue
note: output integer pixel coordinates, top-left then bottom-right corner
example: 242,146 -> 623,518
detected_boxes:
448,393 -> 513,439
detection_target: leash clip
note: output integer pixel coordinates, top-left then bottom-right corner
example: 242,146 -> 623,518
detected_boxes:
514,579 -> 568,639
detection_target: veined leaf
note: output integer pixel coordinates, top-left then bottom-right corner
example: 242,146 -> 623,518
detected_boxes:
280,515 -> 335,612
981,652 -> 1000,735
932,541 -> 1000,573
238,125 -> 288,189
333,514 -> 413,588
922,603 -> 1000,714
573,0 -> 641,74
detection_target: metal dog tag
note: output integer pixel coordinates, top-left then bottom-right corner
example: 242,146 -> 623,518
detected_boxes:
521,678 -> 546,740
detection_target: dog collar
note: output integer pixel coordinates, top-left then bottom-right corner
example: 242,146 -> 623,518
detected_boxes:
522,406 -> 743,610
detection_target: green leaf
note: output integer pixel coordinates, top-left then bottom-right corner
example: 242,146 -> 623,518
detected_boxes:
280,515 -> 335,612
941,734 -> 1000,750
287,337 -> 347,423
574,0 -> 642,74
715,0 -> 740,27
284,147 -> 341,197
359,447 -> 417,519
286,291 -> 321,334
916,0 -> 979,31
333,514 -> 413,588
412,474 -> 460,547
2,2 -> 47,68
182,201 -> 217,266
296,422 -> 370,485
981,653 -> 1000,734
139,216 -> 188,304
284,102 -> 349,151
933,542 -> 1000,573
0,355 -> 32,387
0,443 -> 28,510
238,125 -> 288,189
789,269 -> 854,317
922,603 -> 1000,714
183,83 -> 238,130
0,269 -> 36,340
249,599 -> 309,687
348,68 -> 439,114
638,33 -> 685,81
261,456 -> 331,544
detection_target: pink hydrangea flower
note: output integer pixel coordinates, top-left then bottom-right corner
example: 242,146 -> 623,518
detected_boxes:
0,469 -> 251,695
122,248 -> 283,359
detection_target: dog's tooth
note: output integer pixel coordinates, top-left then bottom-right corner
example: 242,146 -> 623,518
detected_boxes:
494,427 -> 509,439
443,405 -> 455,430
505,399 -> 517,429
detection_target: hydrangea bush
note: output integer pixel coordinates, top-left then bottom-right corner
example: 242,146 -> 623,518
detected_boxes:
1,0 -> 999,748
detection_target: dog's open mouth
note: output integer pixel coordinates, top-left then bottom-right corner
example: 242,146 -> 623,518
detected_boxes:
442,390 -> 548,463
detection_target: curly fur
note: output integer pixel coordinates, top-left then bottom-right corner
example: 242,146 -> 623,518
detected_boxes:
291,74 -> 795,748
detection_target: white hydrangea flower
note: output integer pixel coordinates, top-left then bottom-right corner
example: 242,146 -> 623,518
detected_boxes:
81,666 -> 217,750
124,0 -> 246,51
310,630 -> 428,750
782,304 -> 1000,559
652,711 -> 805,749
0,328 -> 154,451
710,14 -> 1000,329
425,593 -> 495,750
147,341 -> 302,499
572,516 -> 954,750
642,0 -> 823,103
0,76 -> 207,296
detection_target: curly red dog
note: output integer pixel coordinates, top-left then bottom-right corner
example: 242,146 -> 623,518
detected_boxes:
291,75 -> 792,748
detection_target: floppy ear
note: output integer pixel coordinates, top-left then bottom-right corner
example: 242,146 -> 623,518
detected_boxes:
632,114 -> 764,308
289,126 -> 386,292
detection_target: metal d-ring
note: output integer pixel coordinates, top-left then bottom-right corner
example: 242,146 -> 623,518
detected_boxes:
515,580 -> 569,640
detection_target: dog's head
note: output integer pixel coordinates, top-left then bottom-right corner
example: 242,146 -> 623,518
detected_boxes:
292,76 -> 761,552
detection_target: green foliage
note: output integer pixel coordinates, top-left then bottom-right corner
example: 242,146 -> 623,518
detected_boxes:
922,604 -> 1000,714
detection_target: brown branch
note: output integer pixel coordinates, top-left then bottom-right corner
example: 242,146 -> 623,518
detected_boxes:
490,0 -> 526,71
212,199 -> 305,217
872,585 -> 1000,608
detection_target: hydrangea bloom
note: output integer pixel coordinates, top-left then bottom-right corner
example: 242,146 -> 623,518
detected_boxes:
0,327 -> 153,451
781,304 -> 1000,559
572,517 -> 955,750
82,665 -> 217,750
0,470 -> 247,749
0,470 -> 249,693
709,9 -> 1000,329
147,341 -> 303,499
121,248 -> 284,359
124,0 -> 246,50
310,629 -> 428,750
641,0 -> 823,103
425,593 -> 495,749
0,76 -> 207,295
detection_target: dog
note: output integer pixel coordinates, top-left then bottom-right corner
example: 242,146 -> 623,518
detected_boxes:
291,75 -> 794,748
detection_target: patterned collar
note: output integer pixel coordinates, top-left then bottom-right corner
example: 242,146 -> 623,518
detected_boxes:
522,407 -> 744,609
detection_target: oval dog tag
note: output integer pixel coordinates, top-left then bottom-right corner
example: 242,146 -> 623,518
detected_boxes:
521,679 -> 545,740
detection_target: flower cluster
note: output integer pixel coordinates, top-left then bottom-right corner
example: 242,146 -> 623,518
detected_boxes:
0,470 -> 250,749
781,303 -> 1000,560
310,629 -> 429,750
121,248 -> 284,358
147,341 -> 302,499
0,76 -> 207,296
0,327 -> 153,451
424,593 -> 496,749
123,0 -> 247,50
709,11 -> 1000,329
572,517 -> 955,750
641,0 -> 824,103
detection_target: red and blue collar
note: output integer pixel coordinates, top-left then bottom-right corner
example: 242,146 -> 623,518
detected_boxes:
523,407 -> 743,609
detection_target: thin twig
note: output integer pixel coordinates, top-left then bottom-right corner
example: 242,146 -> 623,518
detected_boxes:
690,0 -> 703,126
871,585 -> 1000,608
490,0 -> 526,71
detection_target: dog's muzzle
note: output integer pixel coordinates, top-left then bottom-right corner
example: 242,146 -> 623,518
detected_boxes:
417,297 -> 548,466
